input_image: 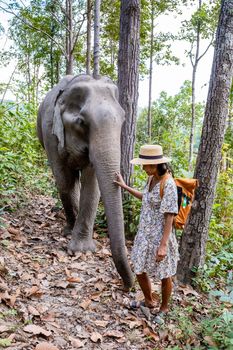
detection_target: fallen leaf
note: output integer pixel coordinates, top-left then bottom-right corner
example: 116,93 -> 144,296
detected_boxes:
69,336 -> 84,348
120,319 -> 142,329
25,286 -> 43,298
143,327 -> 160,342
35,342 -> 59,350
21,273 -> 32,281
90,292 -> 101,301
104,330 -> 124,338
36,304 -> 49,314
70,262 -> 86,270
93,320 -> 108,327
56,281 -> 69,289
178,285 -> 199,297
94,281 -> 105,291
7,333 -> 15,341
28,305 -> 40,316
66,276 -> 81,283
37,273 -> 47,280
90,332 -> 102,343
39,222 -> 50,229
40,312 -> 56,322
7,227 -> 21,235
0,257 -> 8,274
0,290 -> 19,307
65,267 -> 71,277
0,325 -> 11,333
0,280 -> 8,291
100,248 -> 111,256
23,324 -> 51,337
79,300 -> 91,310
204,336 -> 217,347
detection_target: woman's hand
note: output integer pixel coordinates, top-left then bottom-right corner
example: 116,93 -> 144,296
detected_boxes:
156,243 -> 167,262
114,171 -> 127,189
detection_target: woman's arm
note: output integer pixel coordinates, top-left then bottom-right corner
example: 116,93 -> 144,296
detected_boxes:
156,213 -> 174,262
114,172 -> 143,200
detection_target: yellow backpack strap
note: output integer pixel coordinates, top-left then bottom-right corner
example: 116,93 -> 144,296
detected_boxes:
160,173 -> 172,199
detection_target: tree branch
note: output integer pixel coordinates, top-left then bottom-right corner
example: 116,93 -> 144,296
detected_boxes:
197,36 -> 214,63
0,3 -> 67,59
71,13 -> 86,55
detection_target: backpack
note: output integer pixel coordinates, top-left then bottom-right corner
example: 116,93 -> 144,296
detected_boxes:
160,173 -> 198,230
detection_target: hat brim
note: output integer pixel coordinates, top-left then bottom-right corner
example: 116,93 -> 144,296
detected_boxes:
130,157 -> 171,165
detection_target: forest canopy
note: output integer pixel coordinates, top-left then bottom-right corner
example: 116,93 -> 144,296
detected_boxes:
0,1 -> 232,349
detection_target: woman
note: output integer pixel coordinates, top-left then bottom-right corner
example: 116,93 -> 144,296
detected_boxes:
114,144 -> 179,324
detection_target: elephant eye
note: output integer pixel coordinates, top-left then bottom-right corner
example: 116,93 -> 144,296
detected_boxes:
76,117 -> 85,127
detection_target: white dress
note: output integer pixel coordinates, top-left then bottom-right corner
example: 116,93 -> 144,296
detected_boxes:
131,177 -> 179,280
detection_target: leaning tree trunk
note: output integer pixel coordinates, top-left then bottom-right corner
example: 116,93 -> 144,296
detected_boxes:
177,0 -> 233,285
65,0 -> 73,75
147,0 -> 154,143
118,0 -> 140,187
188,0 -> 201,170
93,0 -> 100,78
86,0 -> 92,75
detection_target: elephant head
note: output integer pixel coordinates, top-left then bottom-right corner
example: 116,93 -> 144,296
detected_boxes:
46,74 -> 134,289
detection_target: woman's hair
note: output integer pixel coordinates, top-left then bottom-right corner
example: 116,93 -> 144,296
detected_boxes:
157,163 -> 174,177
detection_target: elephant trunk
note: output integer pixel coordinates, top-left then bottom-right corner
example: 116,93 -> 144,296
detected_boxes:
90,136 -> 134,289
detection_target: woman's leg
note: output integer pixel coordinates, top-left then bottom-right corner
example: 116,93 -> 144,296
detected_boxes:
136,273 -> 155,307
160,277 -> 172,312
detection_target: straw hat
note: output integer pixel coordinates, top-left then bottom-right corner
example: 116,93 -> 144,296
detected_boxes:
130,145 -> 171,165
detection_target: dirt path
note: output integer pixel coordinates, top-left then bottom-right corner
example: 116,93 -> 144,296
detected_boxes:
0,195 -> 208,349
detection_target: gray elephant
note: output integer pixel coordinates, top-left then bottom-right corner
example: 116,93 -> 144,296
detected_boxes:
37,74 -> 134,289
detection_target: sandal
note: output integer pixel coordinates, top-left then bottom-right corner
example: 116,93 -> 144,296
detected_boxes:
129,300 -> 146,309
152,311 -> 166,325
129,300 -> 155,309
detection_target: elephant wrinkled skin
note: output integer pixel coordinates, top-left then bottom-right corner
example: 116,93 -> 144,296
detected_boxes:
37,74 -> 134,289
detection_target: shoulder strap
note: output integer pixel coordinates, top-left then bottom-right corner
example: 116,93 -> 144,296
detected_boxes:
160,173 -> 172,199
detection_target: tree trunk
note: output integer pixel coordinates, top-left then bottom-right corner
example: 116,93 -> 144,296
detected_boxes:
93,0 -> 100,78
118,0 -> 140,187
177,0 -> 233,285
55,59 -> 60,84
86,0 -> 92,75
147,0 -> 154,143
66,0 -> 73,75
188,0 -> 201,170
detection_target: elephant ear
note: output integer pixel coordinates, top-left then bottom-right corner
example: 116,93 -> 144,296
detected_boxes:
52,90 -> 64,150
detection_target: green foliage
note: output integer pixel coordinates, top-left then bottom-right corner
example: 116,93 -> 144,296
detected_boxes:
201,309 -> 233,350
0,339 -> 12,347
167,304 -> 233,350
124,81 -> 205,236
137,80 -> 204,174
95,201 -> 107,236
179,0 -> 220,43
0,101 -> 54,209
195,166 -> 233,292
123,166 -> 147,237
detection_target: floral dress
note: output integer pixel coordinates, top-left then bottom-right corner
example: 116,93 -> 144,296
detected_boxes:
131,177 -> 179,280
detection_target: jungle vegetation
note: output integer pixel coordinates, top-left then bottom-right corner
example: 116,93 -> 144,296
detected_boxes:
0,0 -> 232,348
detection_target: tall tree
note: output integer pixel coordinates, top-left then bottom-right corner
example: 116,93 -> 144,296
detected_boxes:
65,0 -> 74,74
179,0 -> 220,169
145,0 -> 179,142
86,0 -> 92,75
147,0 -> 154,142
177,0 -> 233,284
118,0 -> 140,187
93,0 -> 101,78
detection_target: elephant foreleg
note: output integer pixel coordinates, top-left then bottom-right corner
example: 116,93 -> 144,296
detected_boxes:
55,168 -> 80,236
68,165 -> 100,254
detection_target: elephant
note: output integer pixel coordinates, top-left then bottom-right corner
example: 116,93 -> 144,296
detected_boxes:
37,74 -> 134,289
